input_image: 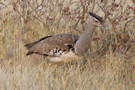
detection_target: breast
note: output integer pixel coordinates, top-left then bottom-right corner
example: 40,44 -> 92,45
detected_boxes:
49,50 -> 79,62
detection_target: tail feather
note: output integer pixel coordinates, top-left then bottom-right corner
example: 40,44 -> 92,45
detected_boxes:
25,42 -> 37,49
25,36 -> 51,49
26,51 -> 34,56
25,36 -> 52,56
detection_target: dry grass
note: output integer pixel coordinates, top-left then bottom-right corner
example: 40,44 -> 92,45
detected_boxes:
0,0 -> 135,90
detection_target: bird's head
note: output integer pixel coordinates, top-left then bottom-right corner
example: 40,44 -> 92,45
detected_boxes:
88,12 -> 109,30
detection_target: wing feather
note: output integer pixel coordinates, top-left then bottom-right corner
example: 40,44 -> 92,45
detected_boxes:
25,34 -> 79,57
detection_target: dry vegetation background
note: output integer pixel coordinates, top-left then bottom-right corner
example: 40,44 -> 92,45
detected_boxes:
0,0 -> 135,90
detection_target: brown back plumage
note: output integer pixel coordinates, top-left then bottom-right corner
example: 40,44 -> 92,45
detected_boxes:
25,34 -> 79,56
25,36 -> 51,49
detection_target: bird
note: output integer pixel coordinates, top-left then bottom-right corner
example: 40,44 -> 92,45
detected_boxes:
25,12 -> 108,62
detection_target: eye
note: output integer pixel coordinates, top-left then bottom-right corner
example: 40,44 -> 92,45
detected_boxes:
94,18 -> 98,22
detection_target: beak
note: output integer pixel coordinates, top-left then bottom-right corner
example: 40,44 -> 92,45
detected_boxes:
101,23 -> 110,30
88,12 -> 110,30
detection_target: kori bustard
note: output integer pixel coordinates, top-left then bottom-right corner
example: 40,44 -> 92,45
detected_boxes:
25,12 -> 108,62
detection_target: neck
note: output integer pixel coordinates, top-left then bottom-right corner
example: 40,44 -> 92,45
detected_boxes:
74,18 -> 96,55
